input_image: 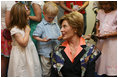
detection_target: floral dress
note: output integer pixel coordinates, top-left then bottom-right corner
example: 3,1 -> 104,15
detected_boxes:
1,1 -> 15,57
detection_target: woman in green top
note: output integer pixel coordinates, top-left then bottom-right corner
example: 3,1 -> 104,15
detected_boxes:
29,2 -> 44,47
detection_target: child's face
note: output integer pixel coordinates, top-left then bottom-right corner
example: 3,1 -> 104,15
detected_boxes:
100,2 -> 111,13
44,13 -> 56,23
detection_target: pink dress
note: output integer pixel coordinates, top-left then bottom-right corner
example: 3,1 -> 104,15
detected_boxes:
96,9 -> 117,76
1,1 -> 15,57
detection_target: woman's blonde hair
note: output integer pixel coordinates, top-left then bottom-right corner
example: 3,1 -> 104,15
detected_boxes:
9,3 -> 28,30
59,11 -> 84,37
43,2 -> 58,16
99,1 -> 117,11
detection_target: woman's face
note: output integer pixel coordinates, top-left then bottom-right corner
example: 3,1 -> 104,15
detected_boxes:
61,20 -> 75,40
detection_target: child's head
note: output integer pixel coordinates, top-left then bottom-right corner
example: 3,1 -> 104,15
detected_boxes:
99,1 -> 117,13
43,2 -> 58,23
9,3 -> 29,29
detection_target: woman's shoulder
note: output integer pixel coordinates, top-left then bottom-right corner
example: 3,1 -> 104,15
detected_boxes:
81,43 -> 101,63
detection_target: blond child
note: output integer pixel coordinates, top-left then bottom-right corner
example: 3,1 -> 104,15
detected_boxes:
8,3 -> 42,77
33,2 -> 61,77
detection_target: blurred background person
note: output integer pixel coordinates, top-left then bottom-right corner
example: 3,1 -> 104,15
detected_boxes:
60,1 -> 89,35
1,1 -> 15,77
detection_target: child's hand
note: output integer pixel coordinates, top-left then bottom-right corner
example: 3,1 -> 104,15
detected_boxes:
100,34 -> 108,39
25,25 -> 31,33
95,33 -> 100,37
97,34 -> 107,39
83,34 -> 91,40
58,35 -> 63,40
42,37 -> 51,42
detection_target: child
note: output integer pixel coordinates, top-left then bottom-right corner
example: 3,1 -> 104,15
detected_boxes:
33,2 -> 61,77
8,3 -> 42,77
95,1 -> 117,77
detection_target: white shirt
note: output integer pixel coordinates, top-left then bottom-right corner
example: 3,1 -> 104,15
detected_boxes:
1,1 -> 15,29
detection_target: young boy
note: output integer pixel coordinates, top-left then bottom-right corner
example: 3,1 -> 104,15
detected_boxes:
33,2 -> 61,77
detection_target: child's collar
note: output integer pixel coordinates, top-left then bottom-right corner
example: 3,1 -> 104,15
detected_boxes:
43,18 -> 56,25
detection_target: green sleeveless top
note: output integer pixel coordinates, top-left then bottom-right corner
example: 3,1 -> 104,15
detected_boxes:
29,5 -> 44,46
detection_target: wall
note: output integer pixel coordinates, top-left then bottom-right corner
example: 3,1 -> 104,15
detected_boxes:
85,1 -> 96,35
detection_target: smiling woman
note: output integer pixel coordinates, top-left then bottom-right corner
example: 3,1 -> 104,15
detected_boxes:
50,11 -> 101,77
59,11 -> 84,39
60,20 -> 75,40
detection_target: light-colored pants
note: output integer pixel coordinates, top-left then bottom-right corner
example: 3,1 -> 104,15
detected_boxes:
40,55 -> 51,77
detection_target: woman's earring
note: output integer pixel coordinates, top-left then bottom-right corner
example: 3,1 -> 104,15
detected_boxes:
75,31 -> 77,33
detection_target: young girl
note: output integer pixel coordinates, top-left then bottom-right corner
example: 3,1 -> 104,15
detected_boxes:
95,1 -> 117,77
8,3 -> 42,77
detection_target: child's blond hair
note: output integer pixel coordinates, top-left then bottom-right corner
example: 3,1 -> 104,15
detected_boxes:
43,2 -> 58,16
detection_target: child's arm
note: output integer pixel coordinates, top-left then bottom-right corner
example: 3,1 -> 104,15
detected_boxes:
95,20 -> 100,36
98,32 -> 117,39
14,26 -> 30,47
33,36 -> 50,42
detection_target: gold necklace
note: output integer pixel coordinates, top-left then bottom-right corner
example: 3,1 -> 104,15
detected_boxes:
69,45 -> 78,59
68,37 -> 80,59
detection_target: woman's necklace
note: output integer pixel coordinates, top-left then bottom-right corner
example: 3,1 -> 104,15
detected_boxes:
68,37 -> 80,59
69,46 -> 77,59
69,42 -> 80,59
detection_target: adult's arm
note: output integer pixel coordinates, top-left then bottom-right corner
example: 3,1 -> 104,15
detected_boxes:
29,3 -> 42,22
60,1 -> 73,12
5,1 -> 16,27
5,11 -> 10,27
79,1 -> 89,11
